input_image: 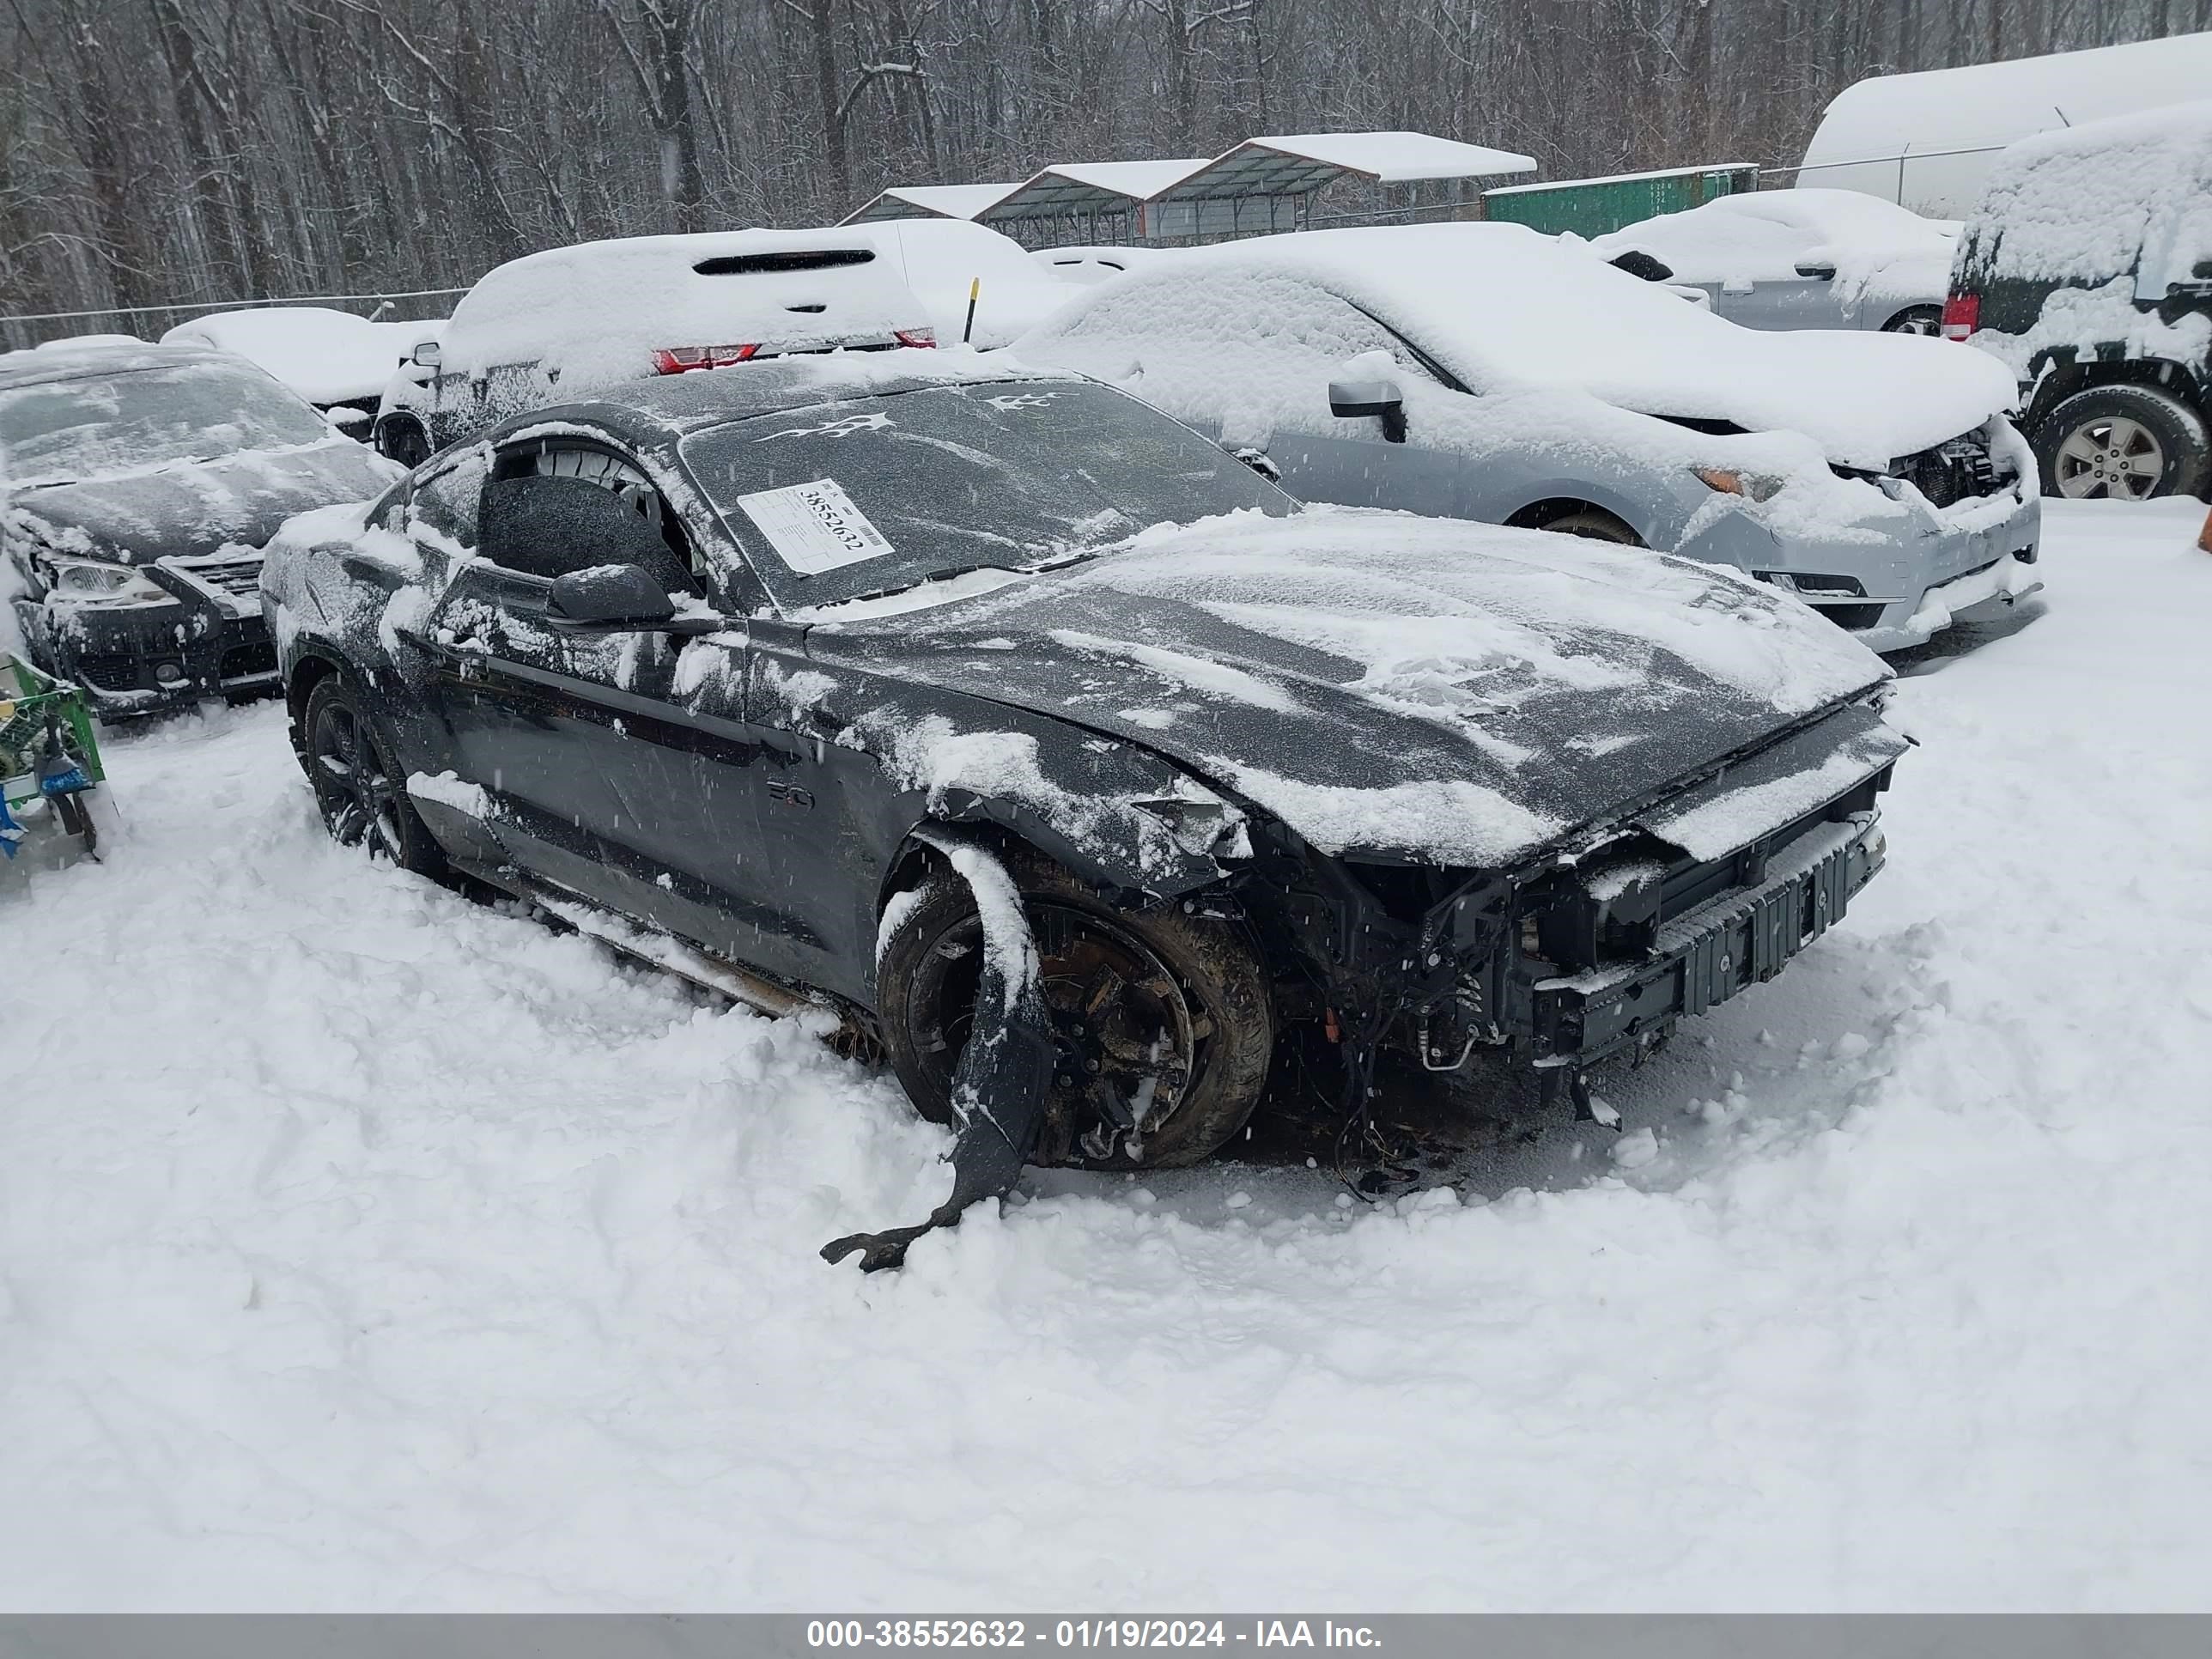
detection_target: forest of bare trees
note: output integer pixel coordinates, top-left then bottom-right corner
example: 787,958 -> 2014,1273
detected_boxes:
2,0 -> 2205,340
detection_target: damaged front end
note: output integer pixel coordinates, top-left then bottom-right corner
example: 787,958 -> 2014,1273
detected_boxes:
15,547 -> 279,715
1226,702 -> 1903,1110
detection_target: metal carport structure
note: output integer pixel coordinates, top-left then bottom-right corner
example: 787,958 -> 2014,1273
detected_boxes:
970,159 -> 1211,247
840,183 -> 1022,226
1143,131 -> 1538,242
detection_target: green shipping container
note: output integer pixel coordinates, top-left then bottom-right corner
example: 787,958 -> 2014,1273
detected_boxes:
1480,164 -> 1762,240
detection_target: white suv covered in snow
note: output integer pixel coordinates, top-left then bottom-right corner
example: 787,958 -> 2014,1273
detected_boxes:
1015,222 -> 2043,653
374,228 -> 938,466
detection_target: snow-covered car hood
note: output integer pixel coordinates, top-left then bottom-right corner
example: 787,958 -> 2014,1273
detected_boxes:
805,511 -> 1893,867
1587,325 -> 2015,468
6,441 -> 398,564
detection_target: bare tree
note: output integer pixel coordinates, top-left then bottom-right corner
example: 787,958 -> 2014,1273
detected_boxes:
0,0 -> 2197,339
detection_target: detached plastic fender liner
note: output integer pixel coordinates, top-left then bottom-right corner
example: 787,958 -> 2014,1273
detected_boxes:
822,829 -> 1057,1273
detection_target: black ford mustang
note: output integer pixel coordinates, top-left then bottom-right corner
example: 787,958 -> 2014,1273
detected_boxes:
3,340 -> 398,715
263,355 -> 1904,1173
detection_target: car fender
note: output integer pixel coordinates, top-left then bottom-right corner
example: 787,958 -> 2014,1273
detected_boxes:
750,650 -> 1235,902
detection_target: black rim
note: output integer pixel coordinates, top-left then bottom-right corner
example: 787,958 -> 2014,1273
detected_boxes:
907,899 -> 1210,1162
310,696 -> 404,859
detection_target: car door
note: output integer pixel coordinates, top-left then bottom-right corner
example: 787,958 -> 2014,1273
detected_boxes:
1700,222 -> 1852,331
1140,275 -> 1475,520
412,433 -> 842,990
404,437 -> 715,909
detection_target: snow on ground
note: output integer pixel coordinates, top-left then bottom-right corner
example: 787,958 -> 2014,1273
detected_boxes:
3,501 -> 2210,1611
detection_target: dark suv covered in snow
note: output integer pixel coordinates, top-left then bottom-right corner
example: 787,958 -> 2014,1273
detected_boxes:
267,355 -> 1904,1176
1945,101 -> 2212,501
3,340 -> 398,715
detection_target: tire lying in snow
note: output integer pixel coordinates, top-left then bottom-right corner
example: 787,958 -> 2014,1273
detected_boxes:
2033,384 -> 2211,501
876,853 -> 1275,1170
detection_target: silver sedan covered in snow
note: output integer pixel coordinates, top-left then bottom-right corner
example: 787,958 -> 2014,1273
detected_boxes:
1589,188 -> 1960,335
1013,222 -> 2043,654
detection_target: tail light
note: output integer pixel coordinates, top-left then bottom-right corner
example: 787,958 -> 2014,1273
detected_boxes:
1940,292 -> 1980,342
652,343 -> 761,374
893,327 -> 937,349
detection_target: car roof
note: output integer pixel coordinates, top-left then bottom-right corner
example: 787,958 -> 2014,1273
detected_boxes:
0,338 -> 241,392
1033,222 -> 1729,393
474,350 -> 1075,445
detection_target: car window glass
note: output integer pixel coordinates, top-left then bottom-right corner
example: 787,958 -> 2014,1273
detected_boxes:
406,446 -> 488,552
1036,270 -> 1446,428
679,380 -> 1292,611
483,443 -> 701,594
0,361 -> 331,486
1054,270 -> 1437,376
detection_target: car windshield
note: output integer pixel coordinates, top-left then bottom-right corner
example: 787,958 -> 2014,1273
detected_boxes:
678,380 -> 1294,608
0,361 -> 332,485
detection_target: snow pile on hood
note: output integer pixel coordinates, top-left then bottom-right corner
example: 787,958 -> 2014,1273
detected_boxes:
441,228 -> 937,389
1591,189 -> 1959,313
1018,222 -> 2017,468
159,308 -> 437,407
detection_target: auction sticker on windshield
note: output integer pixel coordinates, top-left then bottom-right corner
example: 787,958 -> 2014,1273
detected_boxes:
733,477 -> 894,574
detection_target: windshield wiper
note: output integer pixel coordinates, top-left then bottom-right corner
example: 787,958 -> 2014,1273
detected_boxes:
821,562 -> 1014,608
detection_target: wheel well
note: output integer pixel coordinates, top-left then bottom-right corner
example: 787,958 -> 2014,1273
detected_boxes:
286,653 -> 342,729
876,821 -> 1046,918
2027,359 -> 2209,428
1505,497 -> 1638,536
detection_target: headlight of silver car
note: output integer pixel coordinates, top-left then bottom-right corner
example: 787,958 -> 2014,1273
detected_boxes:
42,556 -> 172,606
1692,466 -> 1787,503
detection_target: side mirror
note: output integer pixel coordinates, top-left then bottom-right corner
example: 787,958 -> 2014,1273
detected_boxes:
1229,445 -> 1281,482
542,564 -> 728,636
1793,260 -> 1838,281
546,564 -> 678,630
324,404 -> 373,439
411,340 -> 442,368
1329,376 -> 1407,444
1609,248 -> 1675,283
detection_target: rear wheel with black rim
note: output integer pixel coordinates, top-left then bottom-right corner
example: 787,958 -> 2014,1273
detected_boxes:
302,676 -> 446,877
877,854 -> 1274,1170
2033,384 -> 2210,501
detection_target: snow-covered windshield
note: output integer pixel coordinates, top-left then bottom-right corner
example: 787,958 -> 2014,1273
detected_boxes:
0,362 -> 331,485
680,380 -> 1294,607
